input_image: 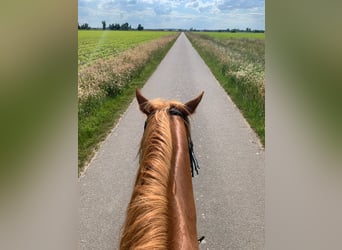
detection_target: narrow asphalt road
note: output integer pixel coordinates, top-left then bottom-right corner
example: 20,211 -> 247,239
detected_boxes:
79,33 -> 264,250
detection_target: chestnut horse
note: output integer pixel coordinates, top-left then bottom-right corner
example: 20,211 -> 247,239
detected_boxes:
119,89 -> 204,250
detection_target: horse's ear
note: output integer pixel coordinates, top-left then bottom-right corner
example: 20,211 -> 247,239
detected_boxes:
185,91 -> 204,114
136,89 -> 150,115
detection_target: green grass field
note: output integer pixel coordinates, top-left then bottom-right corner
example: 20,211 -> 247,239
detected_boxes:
78,30 -> 176,66
196,32 -> 265,39
78,31 -> 179,173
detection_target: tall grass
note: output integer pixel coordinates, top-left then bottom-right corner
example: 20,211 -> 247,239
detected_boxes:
78,34 -> 179,174
186,32 -> 265,145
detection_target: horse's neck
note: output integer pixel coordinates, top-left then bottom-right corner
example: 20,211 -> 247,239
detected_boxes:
169,116 -> 198,250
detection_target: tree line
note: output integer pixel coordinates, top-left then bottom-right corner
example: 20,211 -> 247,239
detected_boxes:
78,21 -> 144,31
189,27 -> 264,33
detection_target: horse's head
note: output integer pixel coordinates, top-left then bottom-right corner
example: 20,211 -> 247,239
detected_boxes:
136,89 -> 204,117
120,89 -> 204,250
136,88 -> 204,179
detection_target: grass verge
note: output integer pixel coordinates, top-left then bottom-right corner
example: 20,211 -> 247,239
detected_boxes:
186,33 -> 265,145
78,38 -> 176,175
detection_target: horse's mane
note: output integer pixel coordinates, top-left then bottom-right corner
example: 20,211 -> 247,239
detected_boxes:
120,99 -> 190,249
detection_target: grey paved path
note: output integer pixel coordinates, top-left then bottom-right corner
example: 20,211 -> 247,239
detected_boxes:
79,33 -> 264,250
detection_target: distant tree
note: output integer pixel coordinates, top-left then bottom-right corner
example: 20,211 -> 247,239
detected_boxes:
114,23 -> 120,30
246,27 -> 251,32
80,23 -> 90,30
108,23 -> 120,30
78,23 -> 80,29
102,21 -> 106,30
108,22 -> 134,30
137,24 -> 144,31
121,22 -> 130,30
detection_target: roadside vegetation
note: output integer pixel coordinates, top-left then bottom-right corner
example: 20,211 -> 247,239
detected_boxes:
78,31 -> 178,174
186,32 -> 265,145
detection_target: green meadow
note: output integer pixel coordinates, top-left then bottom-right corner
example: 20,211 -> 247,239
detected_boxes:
78,30 -> 176,66
78,31 -> 178,174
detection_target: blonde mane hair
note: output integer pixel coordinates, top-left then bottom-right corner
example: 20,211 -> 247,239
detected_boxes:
119,99 -> 189,250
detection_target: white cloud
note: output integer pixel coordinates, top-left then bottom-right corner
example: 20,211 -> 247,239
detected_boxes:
78,0 -> 265,30
216,0 -> 264,11
185,0 -> 218,13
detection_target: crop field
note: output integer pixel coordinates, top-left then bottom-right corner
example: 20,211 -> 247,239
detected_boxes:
78,31 -> 179,173
186,32 -> 265,144
78,30 -> 176,66
78,32 -> 178,102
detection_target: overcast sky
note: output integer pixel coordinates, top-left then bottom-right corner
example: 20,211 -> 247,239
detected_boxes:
78,0 -> 265,30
